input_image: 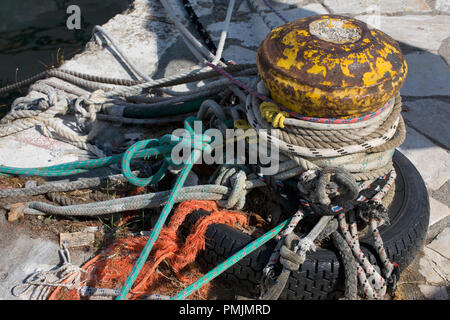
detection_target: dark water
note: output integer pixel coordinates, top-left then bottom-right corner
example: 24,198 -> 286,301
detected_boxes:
0,0 -> 130,110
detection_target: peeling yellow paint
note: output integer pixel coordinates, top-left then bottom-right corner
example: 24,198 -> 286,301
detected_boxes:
258,15 -> 407,117
277,46 -> 308,70
307,64 -> 327,76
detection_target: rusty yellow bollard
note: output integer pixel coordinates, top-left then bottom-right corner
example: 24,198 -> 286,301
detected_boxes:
257,15 -> 407,118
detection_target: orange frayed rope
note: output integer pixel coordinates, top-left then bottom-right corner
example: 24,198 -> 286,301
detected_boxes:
48,200 -> 248,300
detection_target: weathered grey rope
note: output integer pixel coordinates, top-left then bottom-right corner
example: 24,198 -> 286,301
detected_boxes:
59,69 -> 138,86
35,77 -> 91,98
0,93 -> 70,137
0,62 -> 255,100
110,65 -> 257,99
252,81 -> 405,152
331,229 -> 359,300
9,158 -> 321,217
22,186 -> 230,216
248,93 -> 401,158
280,98 -> 401,149
312,212 -> 358,300
46,190 -> 115,207
96,112 -> 193,125
107,86 -> 223,111
278,143 -> 395,181
240,79 -> 405,180
46,70 -> 122,92
0,71 -> 48,95
145,64 -> 257,90
140,77 -> 243,100
0,171 -> 133,199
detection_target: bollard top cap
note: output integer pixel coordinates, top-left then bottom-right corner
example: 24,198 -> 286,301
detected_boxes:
257,15 -> 408,118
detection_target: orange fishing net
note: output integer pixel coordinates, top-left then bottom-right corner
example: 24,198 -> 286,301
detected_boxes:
48,200 -> 248,300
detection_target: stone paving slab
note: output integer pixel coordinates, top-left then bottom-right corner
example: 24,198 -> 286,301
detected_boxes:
429,197 -> 450,228
402,98 -> 450,150
253,0 -> 310,12
439,36 -> 450,66
435,0 -> 450,13
0,235 -> 60,300
431,180 -> 450,207
0,215 -> 95,300
418,285 -> 449,300
401,52 -> 450,96
427,197 -> 450,245
263,3 -> 330,26
428,227 -> 450,259
323,0 -> 432,15
206,2 -> 329,55
397,124 -> 450,191
419,248 -> 450,284
355,14 -> 450,53
62,2 -> 181,80
0,125 -> 81,168
419,227 -> 450,295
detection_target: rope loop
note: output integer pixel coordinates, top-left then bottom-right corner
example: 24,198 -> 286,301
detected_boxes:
315,167 -> 359,206
279,233 -> 302,271
279,234 -> 318,272
298,167 -> 359,214
121,117 -> 211,187
260,101 -> 289,128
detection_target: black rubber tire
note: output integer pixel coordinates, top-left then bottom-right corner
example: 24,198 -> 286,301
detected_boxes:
192,150 -> 430,299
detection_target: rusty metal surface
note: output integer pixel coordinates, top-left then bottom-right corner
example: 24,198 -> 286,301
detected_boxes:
257,15 -> 408,118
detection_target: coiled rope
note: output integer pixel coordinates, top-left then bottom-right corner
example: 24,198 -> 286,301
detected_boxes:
2,0 -> 404,301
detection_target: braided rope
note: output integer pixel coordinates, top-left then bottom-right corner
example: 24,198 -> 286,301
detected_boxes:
260,215 -> 332,300
79,286 -> 169,300
212,0 -> 236,64
0,93 -> 70,138
14,159 -> 307,217
0,10 -> 406,301
247,93 -> 404,158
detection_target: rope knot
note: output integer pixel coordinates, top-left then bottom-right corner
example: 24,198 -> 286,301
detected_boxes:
260,102 -> 289,129
87,89 -> 107,105
357,200 -> 389,223
298,167 -> 359,215
279,233 -> 317,272
213,164 -> 248,210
